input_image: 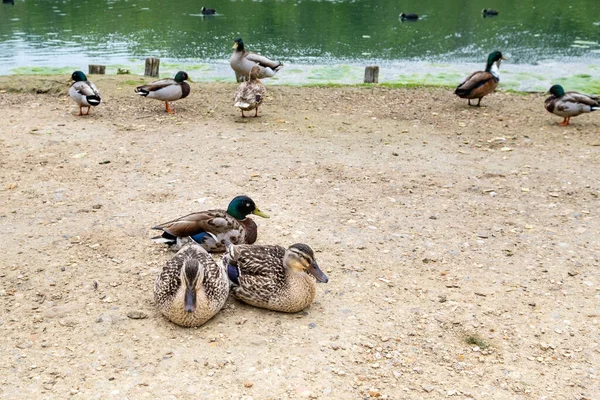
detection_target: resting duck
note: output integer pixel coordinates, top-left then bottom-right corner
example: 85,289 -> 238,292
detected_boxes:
69,71 -> 101,116
154,243 -> 229,327
230,37 -> 283,79
234,65 -> 266,118
454,50 -> 506,106
544,84 -> 599,126
152,195 -> 270,252
224,243 -> 328,313
400,13 -> 419,21
201,6 -> 216,15
135,71 -> 191,114
482,9 -> 499,17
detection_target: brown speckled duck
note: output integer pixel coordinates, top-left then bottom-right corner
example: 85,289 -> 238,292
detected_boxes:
151,195 -> 270,252
154,243 -> 229,327
455,51 -> 507,106
223,243 -> 328,313
234,65 -> 266,117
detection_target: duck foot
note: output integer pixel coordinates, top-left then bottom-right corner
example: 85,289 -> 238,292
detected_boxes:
165,102 -> 175,114
559,117 -> 570,126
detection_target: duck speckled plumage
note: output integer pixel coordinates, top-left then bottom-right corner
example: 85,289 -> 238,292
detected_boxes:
154,243 -> 229,327
135,71 -> 191,114
544,84 -> 599,126
152,195 -> 270,252
455,51 -> 507,106
230,38 -> 283,79
69,71 -> 101,116
234,65 -> 266,117
223,243 -> 328,313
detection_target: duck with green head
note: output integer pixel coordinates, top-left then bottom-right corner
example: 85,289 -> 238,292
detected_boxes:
230,37 -> 283,79
455,51 -> 507,106
135,71 -> 192,114
224,242 -> 328,313
69,71 -> 102,116
545,84 -> 599,126
152,195 -> 270,252
154,243 -> 229,327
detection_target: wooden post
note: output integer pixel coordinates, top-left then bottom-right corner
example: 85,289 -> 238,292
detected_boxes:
364,65 -> 379,83
88,65 -> 106,75
145,57 -> 160,77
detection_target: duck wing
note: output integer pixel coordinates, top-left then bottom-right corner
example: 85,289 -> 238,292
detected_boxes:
245,52 -> 281,69
455,71 -> 494,94
152,210 -> 240,237
135,78 -> 177,94
225,244 -> 286,292
564,92 -> 600,107
72,81 -> 100,97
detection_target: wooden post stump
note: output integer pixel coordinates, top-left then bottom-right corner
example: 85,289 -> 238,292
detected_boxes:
88,65 -> 106,75
364,65 -> 379,83
145,57 -> 160,77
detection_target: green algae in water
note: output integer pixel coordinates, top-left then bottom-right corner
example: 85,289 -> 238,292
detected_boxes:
10,66 -> 78,75
307,65 -> 354,81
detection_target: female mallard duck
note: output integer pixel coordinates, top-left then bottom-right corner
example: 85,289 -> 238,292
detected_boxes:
224,243 -> 328,313
230,37 -> 283,79
545,84 -> 599,126
400,13 -> 419,21
482,8 -> 499,17
152,195 -> 270,252
154,243 -> 229,327
135,71 -> 191,114
454,50 -> 507,106
69,71 -> 101,116
234,65 -> 266,118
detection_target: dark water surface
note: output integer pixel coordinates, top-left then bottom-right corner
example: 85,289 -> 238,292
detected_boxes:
1,0 -> 599,89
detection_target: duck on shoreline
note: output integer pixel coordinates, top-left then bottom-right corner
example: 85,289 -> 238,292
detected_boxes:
454,51 -> 507,107
544,84 -> 599,126
230,38 -> 283,79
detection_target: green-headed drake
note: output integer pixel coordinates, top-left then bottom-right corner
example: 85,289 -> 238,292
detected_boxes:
455,51 -> 507,106
230,37 -> 283,79
152,195 -> 270,252
224,243 -> 328,313
69,71 -> 102,116
154,243 -> 229,327
135,71 -> 191,114
545,84 -> 599,126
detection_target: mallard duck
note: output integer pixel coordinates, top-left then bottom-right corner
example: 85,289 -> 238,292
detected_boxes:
154,243 -> 229,327
482,9 -> 499,17
224,243 -> 328,313
152,195 -> 270,252
454,50 -> 507,106
230,38 -> 283,79
135,71 -> 191,114
544,84 -> 599,126
69,71 -> 101,116
201,6 -> 216,15
400,13 -> 419,21
234,66 -> 266,118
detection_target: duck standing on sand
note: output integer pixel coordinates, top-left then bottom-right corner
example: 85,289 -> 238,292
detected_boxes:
69,71 -> 101,116
234,66 -> 266,118
135,71 -> 191,114
454,50 -> 507,106
230,37 -> 283,79
152,195 -> 270,252
154,243 -> 229,327
544,84 -> 599,126
224,243 -> 328,313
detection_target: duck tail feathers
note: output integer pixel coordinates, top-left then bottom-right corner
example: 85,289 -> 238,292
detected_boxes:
86,95 -> 101,106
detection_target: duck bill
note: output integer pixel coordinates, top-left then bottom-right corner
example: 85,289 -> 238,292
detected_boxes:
308,261 -> 328,283
187,77 -> 195,83
232,42 -> 238,50
252,208 -> 270,218
184,287 -> 196,313
501,56 -> 508,60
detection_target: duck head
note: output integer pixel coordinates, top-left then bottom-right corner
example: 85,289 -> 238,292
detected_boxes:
284,243 -> 328,283
249,65 -> 261,81
233,37 -> 245,51
71,71 -> 87,82
181,257 -> 202,313
548,84 -> 565,97
227,195 -> 269,220
174,71 -> 191,83
486,51 -> 507,70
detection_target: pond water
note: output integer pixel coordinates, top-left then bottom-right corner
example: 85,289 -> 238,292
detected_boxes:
1,0 -> 599,91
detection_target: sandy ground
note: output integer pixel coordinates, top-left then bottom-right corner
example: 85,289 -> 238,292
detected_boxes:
0,75 -> 599,400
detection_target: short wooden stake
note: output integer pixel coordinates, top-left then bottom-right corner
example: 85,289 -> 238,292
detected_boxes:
88,65 -> 106,75
364,65 -> 379,83
145,57 -> 160,77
